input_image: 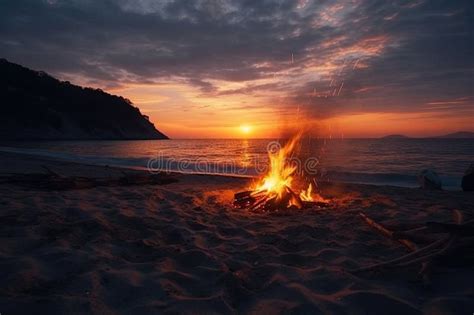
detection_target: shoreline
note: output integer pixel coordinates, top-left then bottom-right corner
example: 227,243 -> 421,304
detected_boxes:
0,147 -> 465,191
1,151 -> 473,313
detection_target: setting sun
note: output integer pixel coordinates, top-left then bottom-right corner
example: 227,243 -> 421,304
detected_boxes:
239,124 -> 252,135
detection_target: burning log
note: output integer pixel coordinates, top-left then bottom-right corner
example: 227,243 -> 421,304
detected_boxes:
234,185 -> 329,212
234,134 -> 329,212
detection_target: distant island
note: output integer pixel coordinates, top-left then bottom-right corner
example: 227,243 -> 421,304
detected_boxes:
437,131 -> 474,139
379,132 -> 474,139
380,134 -> 410,139
0,59 -> 168,140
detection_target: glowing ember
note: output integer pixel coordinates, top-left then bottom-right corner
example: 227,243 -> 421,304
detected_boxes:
234,134 -> 326,212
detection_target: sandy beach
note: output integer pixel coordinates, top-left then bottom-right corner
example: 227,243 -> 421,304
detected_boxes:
1,151 -> 473,314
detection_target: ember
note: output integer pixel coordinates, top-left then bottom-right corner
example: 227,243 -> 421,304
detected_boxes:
234,134 -> 328,212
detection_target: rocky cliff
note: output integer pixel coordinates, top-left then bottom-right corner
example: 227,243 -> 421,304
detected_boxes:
0,59 -> 168,140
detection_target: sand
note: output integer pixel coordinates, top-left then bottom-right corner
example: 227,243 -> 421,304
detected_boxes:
0,151 -> 473,314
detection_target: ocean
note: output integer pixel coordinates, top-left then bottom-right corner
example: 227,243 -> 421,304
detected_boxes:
1,138 -> 472,190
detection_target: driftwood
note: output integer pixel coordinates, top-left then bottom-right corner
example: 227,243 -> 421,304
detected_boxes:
359,212 -> 417,252
0,167 -> 178,190
233,187 -> 329,212
352,234 -> 451,273
424,221 -> 474,236
41,165 -> 63,178
352,209 -> 473,275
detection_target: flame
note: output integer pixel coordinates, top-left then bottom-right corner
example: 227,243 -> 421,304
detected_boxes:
252,134 -> 320,209
299,183 -> 313,201
254,135 -> 299,198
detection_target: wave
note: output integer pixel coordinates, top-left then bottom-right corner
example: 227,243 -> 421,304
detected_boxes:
322,170 -> 461,190
0,146 -> 462,190
0,146 -> 151,170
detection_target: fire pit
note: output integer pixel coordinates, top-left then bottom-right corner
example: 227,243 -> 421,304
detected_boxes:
234,135 -> 329,212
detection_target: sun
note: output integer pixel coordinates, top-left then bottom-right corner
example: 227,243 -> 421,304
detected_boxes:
239,124 -> 252,135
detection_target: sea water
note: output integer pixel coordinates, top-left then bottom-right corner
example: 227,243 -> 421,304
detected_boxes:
1,138 -> 472,190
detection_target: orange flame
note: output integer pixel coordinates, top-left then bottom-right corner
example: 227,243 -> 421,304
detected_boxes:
252,134 -> 320,208
254,135 -> 299,198
299,183 -> 313,201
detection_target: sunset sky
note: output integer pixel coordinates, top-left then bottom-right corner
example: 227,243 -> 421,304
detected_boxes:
1,0 -> 473,138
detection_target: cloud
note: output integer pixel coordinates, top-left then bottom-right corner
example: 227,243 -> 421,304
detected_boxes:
0,0 -> 472,121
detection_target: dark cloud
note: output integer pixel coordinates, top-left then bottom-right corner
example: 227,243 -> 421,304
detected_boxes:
186,78 -> 217,94
0,0 -> 333,82
0,0 -> 472,118
283,0 -> 474,118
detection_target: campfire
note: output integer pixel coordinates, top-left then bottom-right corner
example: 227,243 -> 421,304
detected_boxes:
234,135 -> 328,212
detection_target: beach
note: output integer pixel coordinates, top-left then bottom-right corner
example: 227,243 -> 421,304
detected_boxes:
1,151 -> 473,314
